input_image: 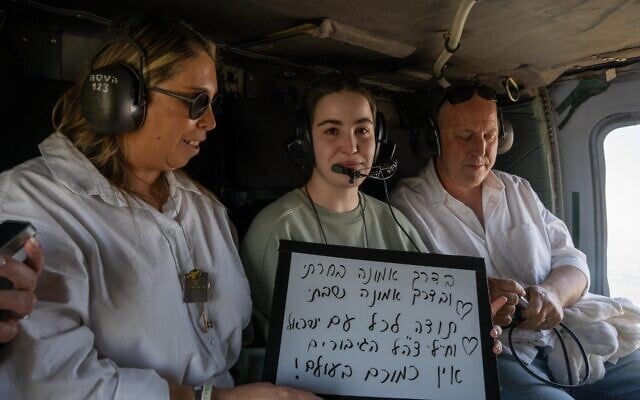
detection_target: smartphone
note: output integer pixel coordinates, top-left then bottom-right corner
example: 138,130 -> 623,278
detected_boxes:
0,221 -> 36,321
518,296 -> 529,308
0,220 -> 37,291
513,296 -> 529,323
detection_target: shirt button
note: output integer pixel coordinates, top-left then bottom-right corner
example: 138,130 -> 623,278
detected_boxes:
209,338 -> 215,345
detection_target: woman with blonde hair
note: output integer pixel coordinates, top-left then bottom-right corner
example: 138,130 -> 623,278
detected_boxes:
0,16 -> 317,400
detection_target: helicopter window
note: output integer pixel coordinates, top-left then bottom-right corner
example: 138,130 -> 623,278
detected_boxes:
603,124 -> 640,305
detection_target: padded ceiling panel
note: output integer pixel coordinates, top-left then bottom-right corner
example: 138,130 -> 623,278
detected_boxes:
9,0 -> 640,90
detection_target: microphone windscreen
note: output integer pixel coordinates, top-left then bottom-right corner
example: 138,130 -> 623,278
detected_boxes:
331,164 -> 347,174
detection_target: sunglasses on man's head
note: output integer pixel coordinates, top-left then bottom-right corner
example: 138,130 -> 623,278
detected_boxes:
150,87 -> 220,120
440,84 -> 498,106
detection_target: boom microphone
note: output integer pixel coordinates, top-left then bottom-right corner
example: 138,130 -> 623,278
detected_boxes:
332,161 -> 420,252
331,164 -> 359,182
331,161 -> 398,183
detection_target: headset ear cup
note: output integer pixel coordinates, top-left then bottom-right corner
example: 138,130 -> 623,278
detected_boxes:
375,112 -> 387,143
497,119 -> 514,154
285,137 -> 308,167
373,112 -> 387,164
376,142 -> 397,167
81,63 -> 146,135
496,107 -> 513,155
288,108 -> 314,168
301,113 -> 314,166
410,118 -> 440,159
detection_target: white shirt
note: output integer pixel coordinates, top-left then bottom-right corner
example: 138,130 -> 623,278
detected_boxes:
0,133 -> 252,399
391,160 -> 590,361
391,160 -> 590,287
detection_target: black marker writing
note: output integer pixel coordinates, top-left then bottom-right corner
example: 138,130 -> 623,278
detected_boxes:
364,365 -> 419,384
437,320 -> 458,339
364,287 -> 402,308
410,288 -> 454,307
301,263 -> 346,280
304,355 -> 353,379
437,365 -> 462,388
462,336 -> 479,356
415,319 -> 433,335
414,320 -> 458,339
326,314 -> 355,332
391,336 -> 421,357
430,339 -> 457,358
356,337 -> 379,352
368,312 -> 401,333
411,271 -> 456,289
307,285 -> 346,302
287,313 -> 320,330
329,338 -> 354,351
358,267 -> 399,285
455,300 -> 473,320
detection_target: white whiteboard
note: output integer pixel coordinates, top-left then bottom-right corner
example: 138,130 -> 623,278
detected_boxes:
265,241 -> 499,400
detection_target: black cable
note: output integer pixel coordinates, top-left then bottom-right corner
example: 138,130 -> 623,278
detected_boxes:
18,0 -> 111,26
303,186 -> 369,248
303,185 -> 328,245
507,321 -> 590,389
358,191 -> 369,249
555,326 -> 574,386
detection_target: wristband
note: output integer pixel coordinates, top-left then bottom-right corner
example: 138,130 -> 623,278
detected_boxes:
201,384 -> 213,400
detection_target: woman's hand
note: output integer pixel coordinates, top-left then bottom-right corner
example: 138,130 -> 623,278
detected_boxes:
214,382 -> 322,400
490,296 -> 507,354
0,237 -> 43,343
170,382 -> 322,400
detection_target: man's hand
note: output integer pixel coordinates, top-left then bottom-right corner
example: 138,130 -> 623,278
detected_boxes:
0,237 -> 44,343
516,265 -> 587,331
518,285 -> 563,330
488,277 -> 526,327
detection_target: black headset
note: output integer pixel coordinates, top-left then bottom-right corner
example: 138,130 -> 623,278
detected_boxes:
287,75 -> 396,169
410,86 -> 514,159
288,109 -> 391,168
81,17 -> 148,136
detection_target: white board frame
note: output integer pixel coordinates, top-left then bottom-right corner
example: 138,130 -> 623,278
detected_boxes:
264,240 -> 500,400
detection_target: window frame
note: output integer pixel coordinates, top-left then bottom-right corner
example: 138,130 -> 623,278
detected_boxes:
589,111 -> 640,296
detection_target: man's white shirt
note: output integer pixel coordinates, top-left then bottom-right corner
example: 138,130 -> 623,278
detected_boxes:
391,160 -> 590,361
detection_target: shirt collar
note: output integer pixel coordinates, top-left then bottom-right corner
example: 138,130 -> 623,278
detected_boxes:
421,158 -> 505,205
166,170 -> 202,196
483,168 -> 505,192
40,133 -> 201,207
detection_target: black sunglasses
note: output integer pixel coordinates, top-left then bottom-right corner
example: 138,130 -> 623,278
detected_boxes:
150,87 -> 220,120
438,84 -> 498,109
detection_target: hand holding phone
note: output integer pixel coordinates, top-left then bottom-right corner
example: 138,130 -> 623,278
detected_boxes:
488,277 -> 526,326
0,221 -> 39,322
0,221 -> 36,257
513,296 -> 529,324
